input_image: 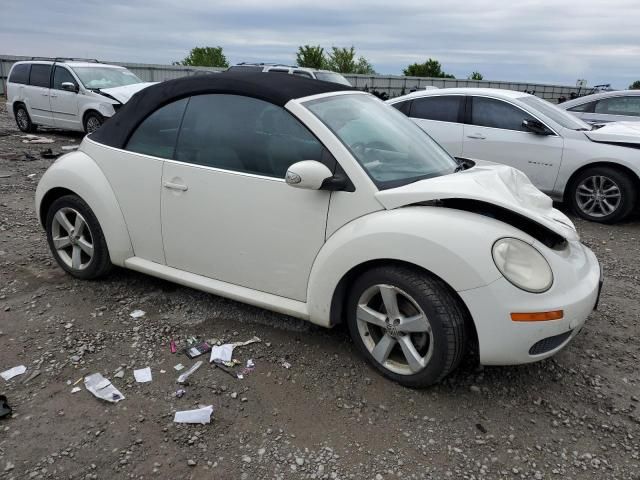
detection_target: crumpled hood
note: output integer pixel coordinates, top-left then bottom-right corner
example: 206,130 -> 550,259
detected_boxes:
584,121 -> 640,145
99,82 -> 157,103
376,161 -> 579,241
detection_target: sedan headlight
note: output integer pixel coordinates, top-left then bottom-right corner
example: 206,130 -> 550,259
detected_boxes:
492,238 -> 553,293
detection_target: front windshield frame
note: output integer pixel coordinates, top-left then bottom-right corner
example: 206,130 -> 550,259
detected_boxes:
303,93 -> 459,190
519,95 -> 592,131
71,66 -> 143,90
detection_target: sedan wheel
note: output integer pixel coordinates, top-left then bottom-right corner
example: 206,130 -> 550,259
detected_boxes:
570,166 -> 636,223
575,175 -> 621,218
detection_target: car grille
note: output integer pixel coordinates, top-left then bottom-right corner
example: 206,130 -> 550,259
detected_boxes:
528,330 -> 573,355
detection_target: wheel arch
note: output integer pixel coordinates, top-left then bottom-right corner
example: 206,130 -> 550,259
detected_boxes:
562,161 -> 640,203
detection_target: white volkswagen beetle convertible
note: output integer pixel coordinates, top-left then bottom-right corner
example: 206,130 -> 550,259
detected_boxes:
35,72 -> 602,387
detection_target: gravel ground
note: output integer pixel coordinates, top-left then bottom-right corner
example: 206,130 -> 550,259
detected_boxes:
1,102 -> 639,480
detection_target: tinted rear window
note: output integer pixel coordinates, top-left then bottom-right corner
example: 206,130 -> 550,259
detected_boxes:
9,64 -> 30,84
29,64 -> 52,88
410,96 -> 462,122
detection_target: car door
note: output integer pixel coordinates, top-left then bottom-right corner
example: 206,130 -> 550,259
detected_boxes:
462,96 -> 564,192
588,96 -> 640,123
26,63 -> 54,126
50,65 -> 81,130
161,94 -> 333,302
404,95 -> 465,157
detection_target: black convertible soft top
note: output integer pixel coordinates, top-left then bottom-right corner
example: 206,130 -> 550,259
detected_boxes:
90,70 -> 355,149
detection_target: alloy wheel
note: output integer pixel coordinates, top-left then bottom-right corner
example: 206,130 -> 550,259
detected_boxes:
575,175 -> 621,218
86,116 -> 101,133
356,284 -> 434,375
16,108 -> 29,130
51,207 -> 94,270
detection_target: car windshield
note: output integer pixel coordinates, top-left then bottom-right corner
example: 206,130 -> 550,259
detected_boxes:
519,96 -> 592,131
305,94 -> 458,189
314,72 -> 352,86
71,67 -> 142,90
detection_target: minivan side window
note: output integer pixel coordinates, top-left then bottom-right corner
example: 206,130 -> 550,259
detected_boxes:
126,98 -> 188,159
567,101 -> 596,113
9,64 -> 30,84
410,96 -> 463,123
29,64 -> 52,88
470,97 -> 534,132
594,96 -> 640,117
52,67 -> 78,90
174,94 -> 325,178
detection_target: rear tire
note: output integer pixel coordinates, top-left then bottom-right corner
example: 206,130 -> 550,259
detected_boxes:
45,195 -> 112,280
83,111 -> 103,134
15,104 -> 37,133
347,266 -> 468,388
569,166 -> 636,223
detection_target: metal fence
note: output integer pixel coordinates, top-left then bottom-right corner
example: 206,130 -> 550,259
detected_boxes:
1,54 -> 587,102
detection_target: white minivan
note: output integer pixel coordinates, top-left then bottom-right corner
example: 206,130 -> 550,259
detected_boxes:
6,58 -> 154,134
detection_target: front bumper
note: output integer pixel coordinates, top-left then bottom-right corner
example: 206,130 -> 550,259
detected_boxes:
459,241 -> 601,365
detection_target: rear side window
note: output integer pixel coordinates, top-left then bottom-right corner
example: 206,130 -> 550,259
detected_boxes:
126,98 -> 188,159
594,96 -> 640,117
29,64 -> 52,88
470,97 -> 534,131
567,101 -> 596,113
52,66 -> 77,90
410,96 -> 462,122
391,100 -> 411,115
9,64 -> 30,84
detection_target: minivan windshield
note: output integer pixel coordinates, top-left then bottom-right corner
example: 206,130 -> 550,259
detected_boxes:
305,94 -> 458,189
519,95 -> 592,131
71,67 -> 142,90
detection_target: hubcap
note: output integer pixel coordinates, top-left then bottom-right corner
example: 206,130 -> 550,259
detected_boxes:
51,208 -> 94,270
356,284 -> 434,376
576,175 -> 621,218
86,117 -> 101,133
16,109 -> 29,129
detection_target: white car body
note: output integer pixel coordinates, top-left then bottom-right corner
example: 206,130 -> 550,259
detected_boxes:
5,60 -> 154,132
560,90 -> 640,124
387,88 -> 640,222
35,73 -> 601,384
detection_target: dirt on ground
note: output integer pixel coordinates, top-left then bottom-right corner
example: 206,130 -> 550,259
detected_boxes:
0,102 -> 639,480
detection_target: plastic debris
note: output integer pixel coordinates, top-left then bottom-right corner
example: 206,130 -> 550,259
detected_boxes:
174,363 -> 185,371
170,339 -> 177,354
174,405 -> 213,424
22,370 -> 41,384
21,135 -> 54,144
177,361 -> 202,384
1,365 -> 27,381
129,309 -> 146,319
40,148 -> 61,159
114,370 -> 125,378
71,387 -> 82,394
61,145 -> 79,151
84,373 -> 125,403
175,388 -> 186,398
282,361 -> 292,369
0,395 -> 12,419
134,367 -> 152,383
237,359 -> 256,379
209,336 -> 261,364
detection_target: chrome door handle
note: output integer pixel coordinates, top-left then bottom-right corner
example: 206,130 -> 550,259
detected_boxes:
163,181 -> 188,191
466,134 -> 486,140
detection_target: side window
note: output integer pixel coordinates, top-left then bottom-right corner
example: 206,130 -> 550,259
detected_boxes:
9,64 -> 30,84
410,96 -> 462,122
29,64 -> 52,88
567,101 -> 595,113
52,67 -> 77,90
595,97 -> 640,116
470,97 -> 534,131
126,98 -> 188,159
293,70 -> 313,78
175,94 -> 325,178
391,100 -> 411,115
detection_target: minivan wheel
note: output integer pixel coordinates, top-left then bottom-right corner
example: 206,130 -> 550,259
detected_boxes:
15,105 -> 37,133
84,111 -> 103,134
45,195 -> 112,279
569,166 -> 636,223
347,266 -> 467,388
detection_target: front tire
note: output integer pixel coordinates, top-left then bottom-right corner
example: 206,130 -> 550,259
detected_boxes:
569,166 -> 636,223
45,195 -> 112,279
84,111 -> 103,134
15,104 -> 37,133
347,266 -> 468,388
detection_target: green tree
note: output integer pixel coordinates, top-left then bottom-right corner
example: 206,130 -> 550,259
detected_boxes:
296,45 -> 326,69
629,80 -> 640,89
468,71 -> 484,80
326,46 -> 376,74
403,58 -> 455,78
177,46 -> 229,68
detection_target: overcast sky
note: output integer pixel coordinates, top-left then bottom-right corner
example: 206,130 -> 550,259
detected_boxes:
2,0 -> 638,88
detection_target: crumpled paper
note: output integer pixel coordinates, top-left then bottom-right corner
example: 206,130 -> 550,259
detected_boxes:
84,373 -> 125,403
209,336 -> 261,364
174,405 -> 213,424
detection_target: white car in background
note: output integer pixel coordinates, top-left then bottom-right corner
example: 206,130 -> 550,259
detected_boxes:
35,72 -> 601,387
388,88 -> 640,223
559,90 -> 640,124
5,58 -> 155,134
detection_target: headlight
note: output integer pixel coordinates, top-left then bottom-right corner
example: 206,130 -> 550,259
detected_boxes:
492,238 -> 553,293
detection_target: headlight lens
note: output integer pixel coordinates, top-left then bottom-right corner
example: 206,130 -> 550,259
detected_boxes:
492,238 -> 553,293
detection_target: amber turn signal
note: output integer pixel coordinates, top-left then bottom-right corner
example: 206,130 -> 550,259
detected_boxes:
510,310 -> 564,322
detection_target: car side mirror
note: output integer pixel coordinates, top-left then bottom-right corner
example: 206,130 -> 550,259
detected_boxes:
61,82 -> 78,93
285,161 -> 334,190
522,119 -> 550,135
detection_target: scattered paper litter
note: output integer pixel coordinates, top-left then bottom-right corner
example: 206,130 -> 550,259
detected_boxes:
129,309 -> 146,319
61,145 -> 79,151
209,336 -> 261,364
134,367 -> 152,383
174,363 -> 185,371
21,135 -> 54,144
1,365 -> 27,381
174,405 -> 213,424
177,361 -> 202,384
71,387 -> 82,394
282,361 -> 292,369
84,373 -> 125,403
